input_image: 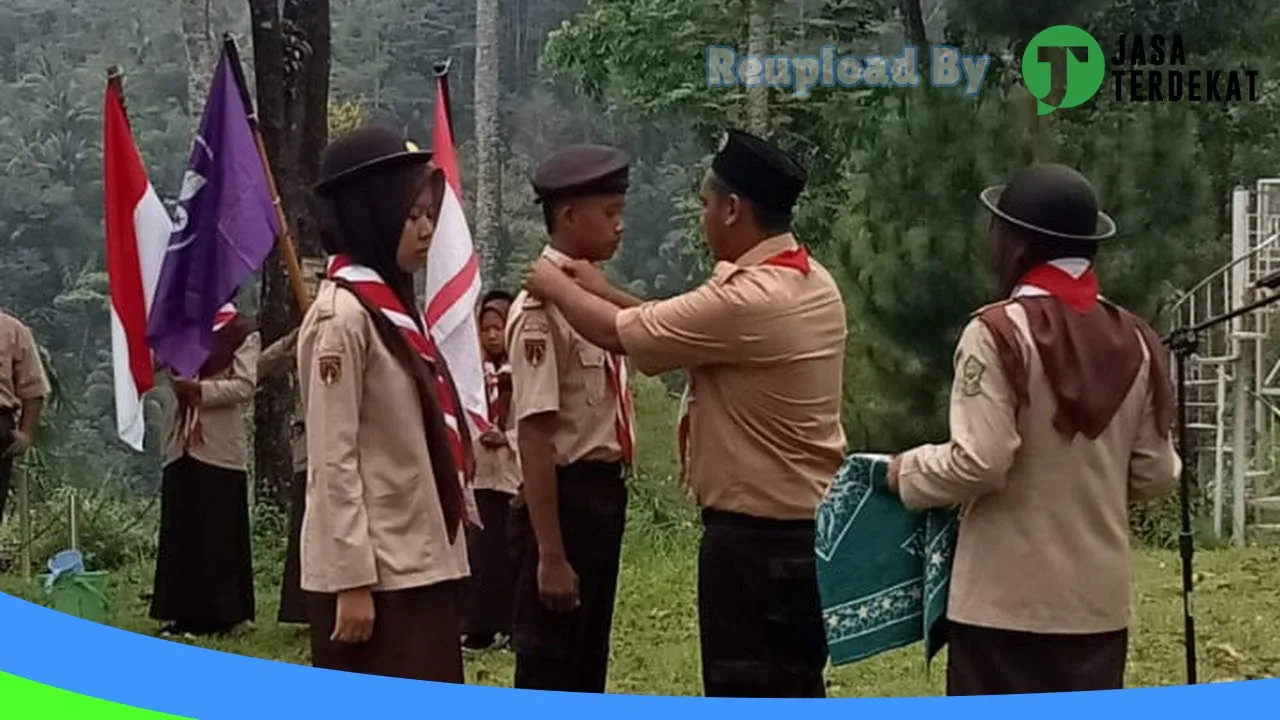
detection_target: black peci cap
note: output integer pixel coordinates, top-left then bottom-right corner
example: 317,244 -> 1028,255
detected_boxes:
315,124 -> 433,196
710,129 -> 807,215
979,163 -> 1116,242
531,144 -> 631,205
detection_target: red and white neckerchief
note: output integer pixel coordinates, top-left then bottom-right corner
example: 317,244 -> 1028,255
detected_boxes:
1012,257 -> 1101,311
326,255 -> 481,530
181,303 -> 238,449
676,244 -> 813,483
606,352 -> 635,466
484,359 -> 511,418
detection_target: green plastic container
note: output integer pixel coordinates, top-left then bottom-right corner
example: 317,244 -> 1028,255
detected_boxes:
39,571 -> 110,625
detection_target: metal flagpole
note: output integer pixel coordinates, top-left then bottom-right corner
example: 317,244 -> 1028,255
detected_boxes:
416,58 -> 457,307
1163,280 -> 1280,685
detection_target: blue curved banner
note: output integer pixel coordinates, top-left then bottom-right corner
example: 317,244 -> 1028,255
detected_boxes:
1,591 -> 1276,717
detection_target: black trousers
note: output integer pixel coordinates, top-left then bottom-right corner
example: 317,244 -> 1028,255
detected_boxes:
510,460 -> 628,693
461,488 -> 517,639
0,410 -> 14,531
698,508 -> 828,698
946,621 -> 1128,696
277,470 -> 308,625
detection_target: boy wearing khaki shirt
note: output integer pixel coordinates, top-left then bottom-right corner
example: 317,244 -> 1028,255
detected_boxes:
887,164 -> 1180,695
0,309 -> 49,530
506,144 -> 635,693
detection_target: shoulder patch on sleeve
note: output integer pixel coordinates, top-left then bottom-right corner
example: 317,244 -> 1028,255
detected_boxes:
523,336 -> 548,367
518,309 -> 551,366
318,354 -> 343,386
960,354 -> 987,396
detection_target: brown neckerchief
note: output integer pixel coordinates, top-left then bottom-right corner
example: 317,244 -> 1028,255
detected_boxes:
332,278 -> 470,543
977,298 -> 1174,440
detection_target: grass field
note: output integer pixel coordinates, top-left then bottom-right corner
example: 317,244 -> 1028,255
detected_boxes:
2,376 -> 1278,695
3,528 -> 1279,696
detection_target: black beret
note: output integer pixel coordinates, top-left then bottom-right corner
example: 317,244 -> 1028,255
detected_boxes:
315,124 -> 432,196
531,144 -> 631,204
710,129 -> 807,215
979,163 -> 1116,242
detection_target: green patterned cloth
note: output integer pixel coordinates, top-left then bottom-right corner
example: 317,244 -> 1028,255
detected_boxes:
815,453 -> 959,666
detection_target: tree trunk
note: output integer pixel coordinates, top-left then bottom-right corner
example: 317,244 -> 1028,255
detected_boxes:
746,0 -> 773,136
248,0 -> 330,507
180,0 -> 215,122
474,0 -> 502,282
899,0 -> 928,79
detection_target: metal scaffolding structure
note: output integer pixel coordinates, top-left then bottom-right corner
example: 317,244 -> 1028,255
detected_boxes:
1171,180 -> 1280,545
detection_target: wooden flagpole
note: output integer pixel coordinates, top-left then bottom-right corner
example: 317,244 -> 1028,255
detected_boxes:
221,33 -> 311,315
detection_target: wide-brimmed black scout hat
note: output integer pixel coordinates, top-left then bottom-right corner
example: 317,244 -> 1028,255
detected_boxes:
979,163 -> 1117,242
315,124 -> 433,196
531,144 -> 631,205
710,129 -> 808,215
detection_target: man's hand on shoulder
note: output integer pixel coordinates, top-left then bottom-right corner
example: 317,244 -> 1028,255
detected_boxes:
563,259 -> 612,298
523,258 -> 571,302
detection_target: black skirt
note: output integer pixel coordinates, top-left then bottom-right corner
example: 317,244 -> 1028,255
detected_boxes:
460,488 -> 516,638
946,621 -> 1128,695
149,455 -> 255,633
277,470 -> 308,624
308,581 -> 464,683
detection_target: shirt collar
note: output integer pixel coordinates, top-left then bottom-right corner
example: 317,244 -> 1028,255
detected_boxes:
541,245 -> 574,268
734,233 -> 800,267
1011,257 -> 1091,298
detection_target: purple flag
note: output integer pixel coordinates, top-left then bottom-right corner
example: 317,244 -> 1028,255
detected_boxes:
147,48 -> 278,378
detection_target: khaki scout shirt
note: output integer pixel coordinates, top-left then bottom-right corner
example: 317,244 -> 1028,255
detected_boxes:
163,332 -> 260,472
506,245 -> 625,467
296,281 -> 469,594
473,429 -> 521,495
896,300 -> 1180,634
0,310 -> 50,411
615,234 -> 848,521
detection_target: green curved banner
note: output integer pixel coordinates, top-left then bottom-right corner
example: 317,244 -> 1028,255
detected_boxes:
0,671 -> 191,719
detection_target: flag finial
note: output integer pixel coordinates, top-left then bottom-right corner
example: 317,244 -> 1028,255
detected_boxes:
433,58 -> 452,77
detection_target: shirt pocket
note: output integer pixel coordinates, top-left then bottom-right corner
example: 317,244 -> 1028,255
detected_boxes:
576,345 -> 607,406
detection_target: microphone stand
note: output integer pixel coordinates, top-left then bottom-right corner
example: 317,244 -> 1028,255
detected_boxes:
1162,286 -> 1280,686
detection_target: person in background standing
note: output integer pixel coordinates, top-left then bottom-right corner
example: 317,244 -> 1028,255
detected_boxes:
460,289 -> 522,651
151,303 -> 260,638
886,164 -> 1180,695
0,308 -> 49,532
299,124 -> 471,682
258,260 -> 324,628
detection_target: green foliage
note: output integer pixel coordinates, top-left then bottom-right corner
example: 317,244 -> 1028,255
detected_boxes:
543,0 -> 744,126
830,89 -> 1016,447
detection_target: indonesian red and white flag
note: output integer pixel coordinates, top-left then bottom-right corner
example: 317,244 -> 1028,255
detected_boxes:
425,74 -> 490,438
103,77 -> 171,451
